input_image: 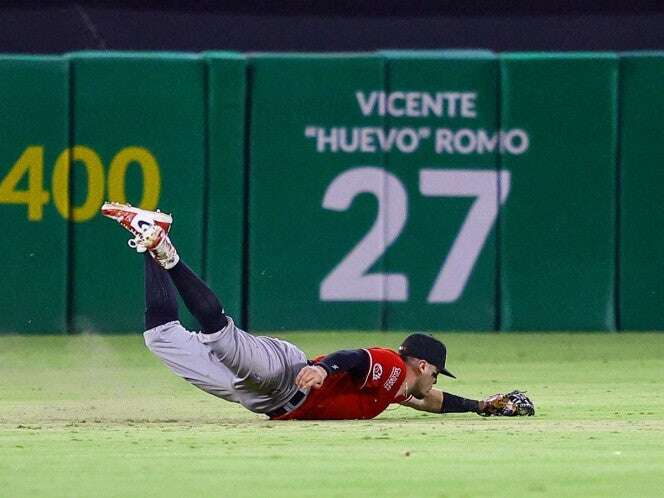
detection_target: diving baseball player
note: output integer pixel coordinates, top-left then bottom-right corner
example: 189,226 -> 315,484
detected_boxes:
101,202 -> 534,420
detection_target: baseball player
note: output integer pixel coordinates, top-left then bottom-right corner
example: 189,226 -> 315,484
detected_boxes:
101,202 -> 534,420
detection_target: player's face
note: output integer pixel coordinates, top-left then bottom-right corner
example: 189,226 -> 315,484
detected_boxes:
411,361 -> 439,399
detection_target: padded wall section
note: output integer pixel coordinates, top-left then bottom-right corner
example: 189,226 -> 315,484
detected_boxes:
0,56 -> 69,333
205,53 -> 247,325
500,53 -> 617,331
249,54 -> 385,331
70,52 -> 206,332
619,53 -> 664,330
383,50 -> 500,331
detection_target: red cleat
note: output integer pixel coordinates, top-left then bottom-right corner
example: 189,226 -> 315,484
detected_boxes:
101,201 -> 172,237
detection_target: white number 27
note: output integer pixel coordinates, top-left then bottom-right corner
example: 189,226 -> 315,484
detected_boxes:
320,167 -> 510,303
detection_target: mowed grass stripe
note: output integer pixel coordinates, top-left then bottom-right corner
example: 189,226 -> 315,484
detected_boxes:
0,332 -> 663,498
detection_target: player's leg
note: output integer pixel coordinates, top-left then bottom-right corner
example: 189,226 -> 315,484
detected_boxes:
159,250 -> 307,410
102,203 -> 307,412
102,201 -> 230,335
168,260 -> 229,334
194,315 -> 308,412
143,285 -> 305,413
143,320 -> 240,403
141,225 -> 308,412
102,202 -> 239,401
142,253 -> 240,402
143,252 -> 179,330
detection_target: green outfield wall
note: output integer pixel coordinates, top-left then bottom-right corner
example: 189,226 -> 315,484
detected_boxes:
0,50 -> 662,333
70,52 -> 206,332
248,54 -> 386,330
382,50 -> 500,331
0,56 -> 69,333
619,53 -> 664,330
499,53 -> 618,331
205,52 -> 247,323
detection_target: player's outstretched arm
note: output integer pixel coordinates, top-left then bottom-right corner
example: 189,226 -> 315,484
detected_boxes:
402,388 -> 481,414
402,389 -> 535,416
402,388 -> 444,412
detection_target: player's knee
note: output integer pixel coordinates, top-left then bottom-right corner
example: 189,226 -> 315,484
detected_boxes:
143,325 -> 179,354
197,303 -> 228,334
143,329 -> 161,352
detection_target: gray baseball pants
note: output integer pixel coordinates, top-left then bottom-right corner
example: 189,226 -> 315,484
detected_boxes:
142,255 -> 308,414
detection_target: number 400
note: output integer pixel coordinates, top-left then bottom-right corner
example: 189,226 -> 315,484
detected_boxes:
0,145 -> 160,222
321,167 -> 511,304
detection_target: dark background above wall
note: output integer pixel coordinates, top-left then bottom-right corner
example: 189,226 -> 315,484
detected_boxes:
2,0 -> 664,53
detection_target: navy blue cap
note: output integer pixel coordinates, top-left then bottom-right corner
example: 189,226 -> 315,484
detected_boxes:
398,333 -> 456,379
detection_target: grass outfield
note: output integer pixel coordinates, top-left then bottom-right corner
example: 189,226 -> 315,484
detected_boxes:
1,332 -> 663,498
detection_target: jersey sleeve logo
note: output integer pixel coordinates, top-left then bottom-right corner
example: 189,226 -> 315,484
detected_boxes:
384,366 -> 402,391
372,363 -> 383,381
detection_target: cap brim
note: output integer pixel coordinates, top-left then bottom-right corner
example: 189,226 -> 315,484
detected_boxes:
441,368 -> 456,379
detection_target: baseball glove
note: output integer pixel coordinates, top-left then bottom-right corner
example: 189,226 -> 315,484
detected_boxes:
479,390 -> 535,416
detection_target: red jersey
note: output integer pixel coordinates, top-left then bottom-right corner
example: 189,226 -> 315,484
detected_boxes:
275,348 -> 407,420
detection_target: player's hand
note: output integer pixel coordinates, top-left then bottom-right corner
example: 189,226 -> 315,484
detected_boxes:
295,365 -> 328,389
478,390 -> 535,416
